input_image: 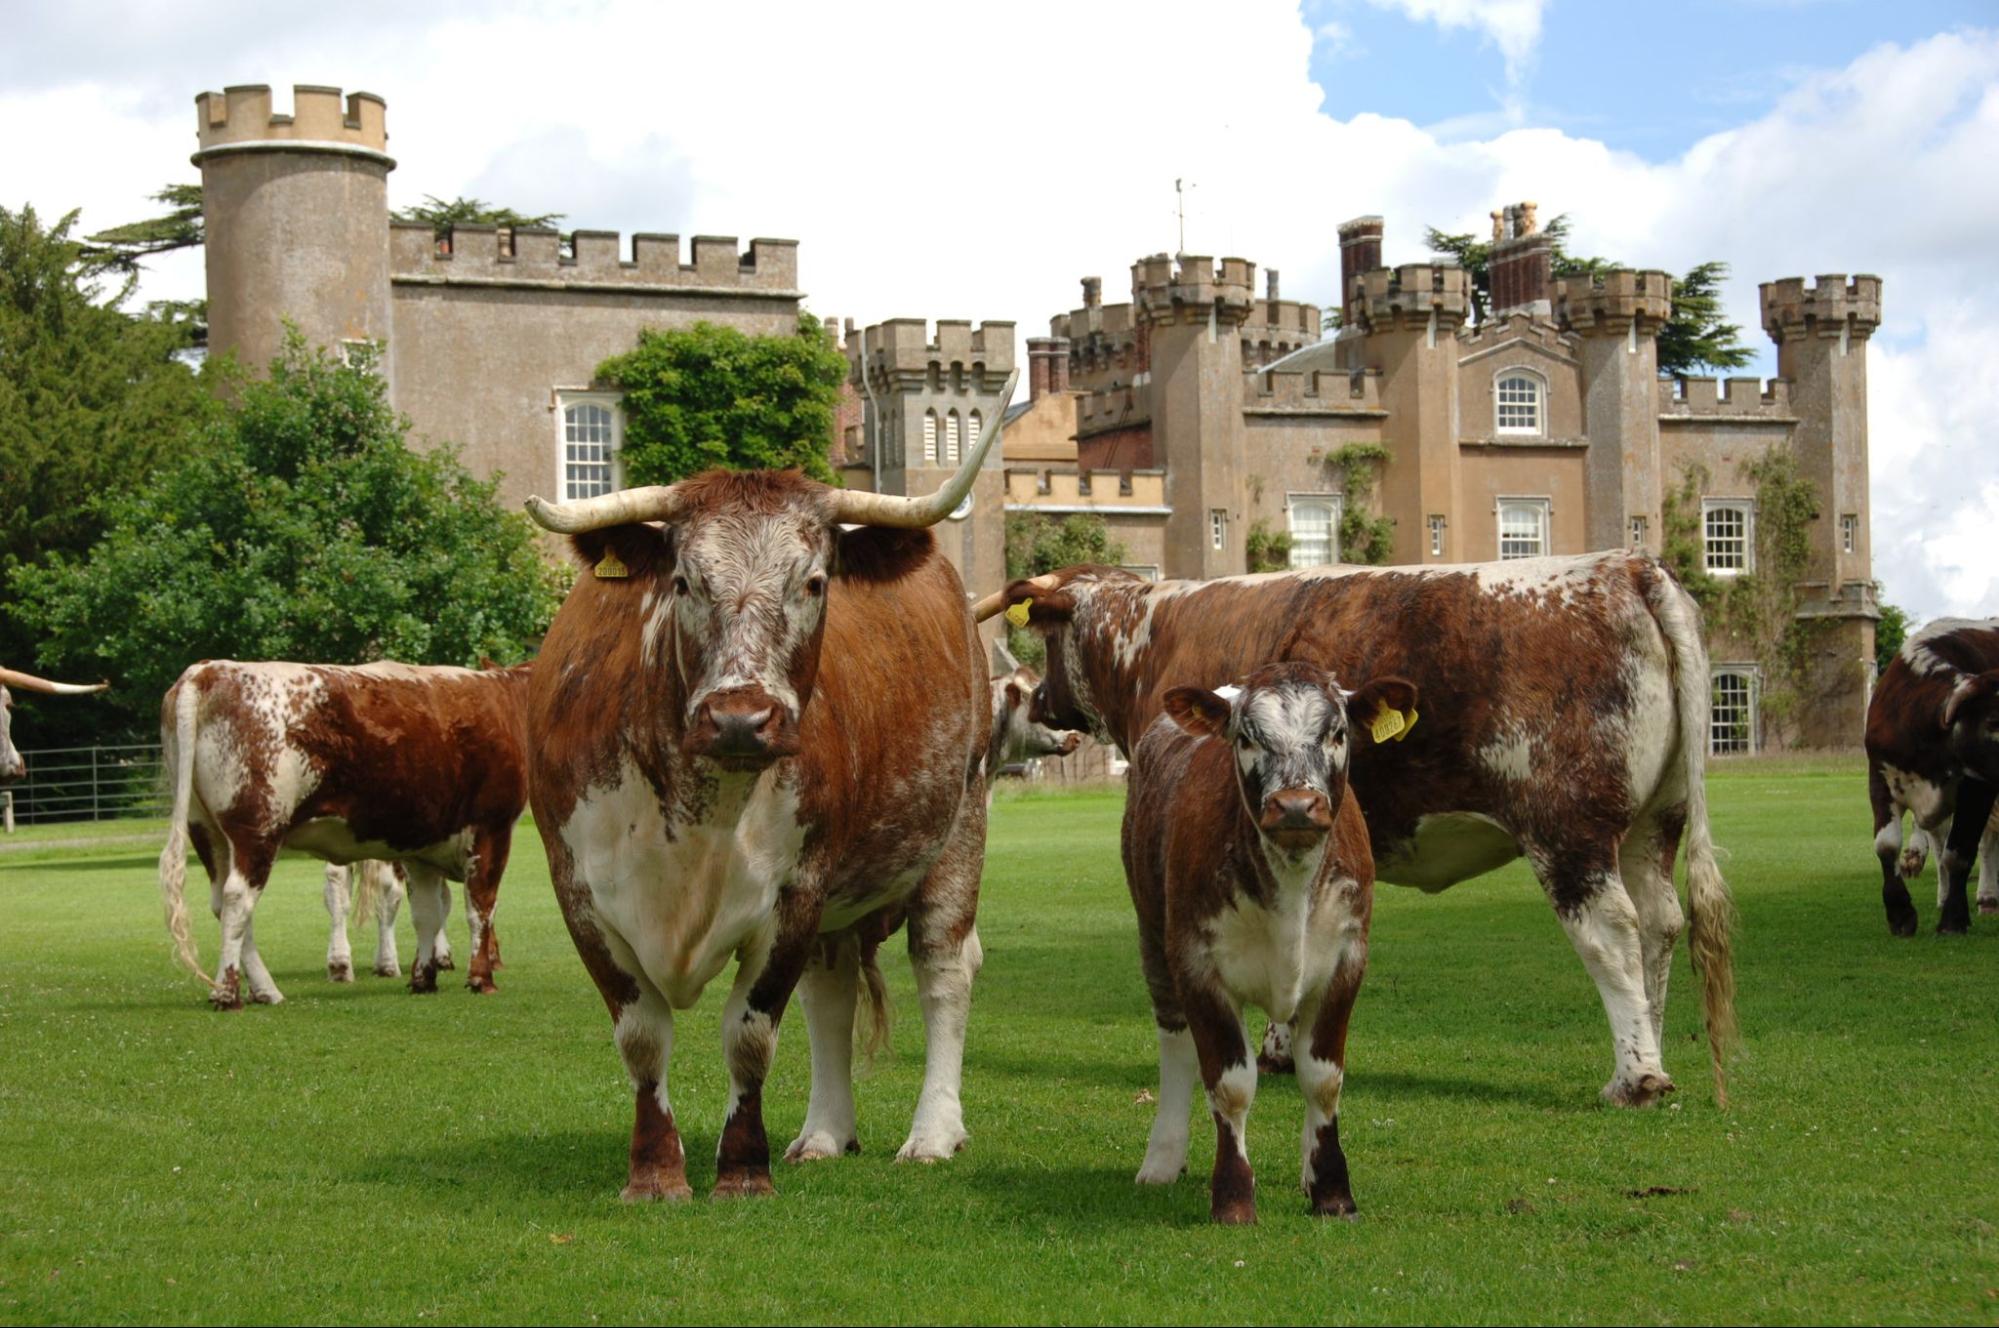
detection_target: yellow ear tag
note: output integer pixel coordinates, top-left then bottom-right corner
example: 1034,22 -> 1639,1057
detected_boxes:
1370,705 -> 1418,744
594,550 -> 629,580
1005,598 -> 1033,629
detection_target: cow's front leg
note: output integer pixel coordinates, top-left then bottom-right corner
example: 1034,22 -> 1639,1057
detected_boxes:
900,819 -> 986,1162
1136,1022 -> 1197,1185
1979,820 -> 1999,915
1184,983 -> 1257,1225
463,828 -> 511,994
1297,944 -> 1366,1219
1543,857 -> 1671,1106
324,865 -> 355,982
786,935 -> 862,1162
404,864 -> 450,994
715,907 -> 814,1198
1938,782 -> 1996,935
367,862 -> 405,977
614,987 -> 690,1203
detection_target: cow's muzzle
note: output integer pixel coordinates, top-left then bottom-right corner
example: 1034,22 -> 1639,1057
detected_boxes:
1259,788 -> 1333,853
686,688 -> 798,771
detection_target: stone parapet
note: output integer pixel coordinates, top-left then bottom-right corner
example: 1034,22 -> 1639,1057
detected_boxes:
1661,376 -> 1795,419
1458,311 -> 1576,359
1242,368 -> 1384,414
390,224 -> 799,292
1132,253 -> 1255,327
1005,467 -> 1169,510
1355,263 -> 1470,334
1760,274 -> 1883,341
193,84 -> 390,164
1078,387 -> 1151,434
1555,269 -> 1673,334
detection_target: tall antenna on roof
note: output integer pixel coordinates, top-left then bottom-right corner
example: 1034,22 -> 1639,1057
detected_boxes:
1175,178 -> 1197,255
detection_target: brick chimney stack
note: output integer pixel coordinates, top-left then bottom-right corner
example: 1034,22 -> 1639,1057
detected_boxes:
1337,216 -> 1384,320
1082,276 -> 1102,310
1048,336 -> 1070,394
1488,201 -> 1552,319
1267,269 -> 1280,301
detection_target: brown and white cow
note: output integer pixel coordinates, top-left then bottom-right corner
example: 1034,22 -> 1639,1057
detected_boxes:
322,859 -> 494,981
993,551 -> 1738,1106
522,391 -> 1010,1202
989,665 -> 1081,779
1866,618 -> 1999,935
157,659 -> 533,1007
0,666 -> 110,784
1125,662 -> 1409,1224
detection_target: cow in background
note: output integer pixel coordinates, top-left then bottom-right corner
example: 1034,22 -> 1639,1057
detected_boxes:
1867,618 -> 1999,935
993,551 -> 1737,1107
989,665 -> 1081,780
157,659 -> 533,1007
524,384 -> 1010,1202
322,860 -> 505,981
1,666 -> 109,785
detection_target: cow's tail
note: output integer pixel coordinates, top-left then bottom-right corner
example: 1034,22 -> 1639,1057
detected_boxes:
854,933 -> 892,1067
157,677 -> 213,987
1647,567 -> 1739,1107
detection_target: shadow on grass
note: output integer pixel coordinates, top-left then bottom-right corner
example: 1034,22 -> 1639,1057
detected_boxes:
0,852 -> 161,874
352,1127 -> 662,1200
1361,1068 -> 1577,1111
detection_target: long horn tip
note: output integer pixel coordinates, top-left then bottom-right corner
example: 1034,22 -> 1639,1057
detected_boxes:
523,496 -> 560,530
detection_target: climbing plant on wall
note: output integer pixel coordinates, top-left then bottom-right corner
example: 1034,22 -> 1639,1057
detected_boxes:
1309,443 -> 1394,565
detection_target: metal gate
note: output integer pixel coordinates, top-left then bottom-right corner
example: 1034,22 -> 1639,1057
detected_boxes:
3,745 -> 168,827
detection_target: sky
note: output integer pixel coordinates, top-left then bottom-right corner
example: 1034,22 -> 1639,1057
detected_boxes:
4,0 -> 1996,622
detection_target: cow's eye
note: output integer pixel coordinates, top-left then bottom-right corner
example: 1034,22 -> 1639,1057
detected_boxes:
673,575 -> 692,597
805,574 -> 827,598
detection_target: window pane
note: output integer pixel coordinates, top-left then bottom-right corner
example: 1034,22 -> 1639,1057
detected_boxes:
1498,501 -> 1545,559
945,412 -> 961,465
1705,505 -> 1748,571
1289,500 -> 1336,569
1711,673 -> 1753,754
564,403 -> 615,501
1497,374 -> 1541,432
923,411 -> 938,463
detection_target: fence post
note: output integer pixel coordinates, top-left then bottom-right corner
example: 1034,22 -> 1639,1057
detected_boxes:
3,790 -> 12,834
91,746 -> 102,822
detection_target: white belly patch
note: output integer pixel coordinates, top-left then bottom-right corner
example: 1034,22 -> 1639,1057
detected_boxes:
1376,812 -> 1521,892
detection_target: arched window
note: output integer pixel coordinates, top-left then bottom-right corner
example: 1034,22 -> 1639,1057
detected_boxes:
944,411 -> 962,465
967,409 -> 983,456
1703,499 -> 1755,575
1287,494 -> 1342,569
560,398 -> 618,501
1495,371 -> 1543,435
922,410 -> 939,464
1710,668 -> 1759,754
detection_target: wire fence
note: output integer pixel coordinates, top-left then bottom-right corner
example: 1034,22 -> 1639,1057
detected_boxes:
3,744 -> 168,829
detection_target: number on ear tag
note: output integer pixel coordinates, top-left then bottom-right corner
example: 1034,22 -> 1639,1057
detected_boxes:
594,550 -> 629,580
1370,705 -> 1418,744
1005,599 -> 1033,629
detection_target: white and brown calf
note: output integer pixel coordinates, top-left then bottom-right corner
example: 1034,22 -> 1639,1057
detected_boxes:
157,660 -> 532,1007
1123,661 -> 1413,1224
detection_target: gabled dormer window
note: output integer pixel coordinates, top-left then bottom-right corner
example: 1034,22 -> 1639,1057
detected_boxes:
1495,371 -> 1544,436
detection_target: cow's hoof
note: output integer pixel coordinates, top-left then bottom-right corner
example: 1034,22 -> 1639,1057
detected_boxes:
209,994 -> 244,1012
327,962 -> 353,983
248,988 -> 284,1006
1899,850 -> 1926,878
465,975 -> 498,995
1980,899 -> 1999,916
1211,1200 -> 1258,1226
620,1175 -> 692,1204
408,968 -> 439,995
1937,918 -> 1971,937
1310,1195 -> 1360,1220
434,952 -> 456,972
1135,1151 -> 1188,1185
784,1130 -> 859,1163
895,1129 -> 968,1163
711,1171 -> 775,1198
1888,910 -> 1920,938
1603,1071 -> 1675,1107
373,962 -> 401,978
209,971 -> 243,1011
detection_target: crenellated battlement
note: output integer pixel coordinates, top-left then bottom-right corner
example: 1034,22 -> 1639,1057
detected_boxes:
1661,376 -> 1795,419
1760,274 -> 1882,341
1004,467 -> 1170,510
1355,263 -> 1470,334
850,318 -> 1017,380
1078,385 -> 1151,432
390,223 -> 800,292
1459,310 -> 1575,357
193,84 -> 390,164
1132,253 -> 1256,327
1555,269 -> 1673,334
1242,367 -> 1384,414
1241,299 -> 1322,344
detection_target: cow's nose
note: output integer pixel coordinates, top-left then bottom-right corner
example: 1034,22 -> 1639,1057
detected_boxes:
1262,789 -> 1332,851
688,689 -> 791,768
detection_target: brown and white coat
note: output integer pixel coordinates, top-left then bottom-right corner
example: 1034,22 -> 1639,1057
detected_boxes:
1124,662 -> 1409,1224
157,659 -> 533,1007
1002,551 -> 1738,1106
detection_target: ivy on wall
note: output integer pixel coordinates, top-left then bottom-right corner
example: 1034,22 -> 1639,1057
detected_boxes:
1312,443 -> 1394,565
1245,519 -> 1292,573
1659,450 -> 1823,744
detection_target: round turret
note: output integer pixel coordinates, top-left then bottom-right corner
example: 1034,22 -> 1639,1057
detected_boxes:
192,84 -> 395,374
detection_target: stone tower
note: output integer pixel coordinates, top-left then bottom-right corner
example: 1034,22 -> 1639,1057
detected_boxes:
193,85 -> 394,375
1353,262 -> 1470,564
1761,274 -> 1884,745
1134,253 -> 1255,578
848,319 -> 1016,612
1558,270 -> 1673,554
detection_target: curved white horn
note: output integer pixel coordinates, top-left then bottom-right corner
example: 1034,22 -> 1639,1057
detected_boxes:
0,667 -> 109,696
972,572 -> 1061,624
522,485 -> 688,534
830,370 -> 1020,529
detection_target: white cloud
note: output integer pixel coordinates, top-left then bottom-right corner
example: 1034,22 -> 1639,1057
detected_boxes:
1363,0 -> 1548,92
3,2 -> 1994,620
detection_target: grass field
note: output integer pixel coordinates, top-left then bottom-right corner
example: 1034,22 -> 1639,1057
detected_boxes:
4,756 -> 1999,1325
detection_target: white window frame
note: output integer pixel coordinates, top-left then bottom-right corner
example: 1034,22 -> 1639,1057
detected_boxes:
944,409 -> 962,465
1496,496 -> 1550,560
922,409 -> 939,464
1629,515 -> 1648,550
1286,493 -> 1343,570
1710,665 -> 1760,756
1119,564 -> 1162,582
1841,513 -> 1859,555
1494,369 -> 1545,437
1702,498 -> 1755,576
1210,508 -> 1228,551
1428,515 -> 1446,558
555,391 -> 623,503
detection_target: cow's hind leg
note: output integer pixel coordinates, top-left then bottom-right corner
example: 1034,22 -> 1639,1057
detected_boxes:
1536,847 -> 1671,1106
239,914 -> 285,1005
1872,763 -> 1920,936
1979,818 -> 1999,915
898,813 -> 986,1163
405,864 -> 450,994
369,862 -> 405,977
714,900 -> 816,1198
210,839 -> 276,1011
324,865 -> 354,982
614,983 -> 691,1203
1135,914 -> 1195,1185
1938,781 -> 1997,935
786,934 -> 862,1163
1622,811 -> 1687,1050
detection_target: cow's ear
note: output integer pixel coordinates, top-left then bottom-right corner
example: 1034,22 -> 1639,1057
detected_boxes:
1004,680 -> 1025,709
1347,676 -> 1421,744
1164,686 -> 1231,739
836,525 -> 934,585
1000,578 -> 1077,629
1943,670 -> 1999,730
569,524 -> 672,580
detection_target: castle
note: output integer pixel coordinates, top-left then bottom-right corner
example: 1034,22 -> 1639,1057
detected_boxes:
192,84 -> 1878,751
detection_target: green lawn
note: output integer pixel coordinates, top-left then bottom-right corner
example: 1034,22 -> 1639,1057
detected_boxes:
4,758 -> 1998,1325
